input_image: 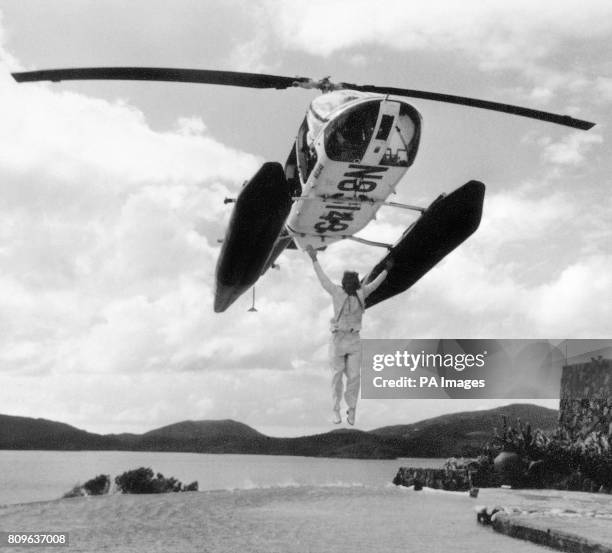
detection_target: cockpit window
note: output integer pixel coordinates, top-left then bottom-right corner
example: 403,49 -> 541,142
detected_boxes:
376,114 -> 394,141
325,103 -> 380,162
380,112 -> 416,167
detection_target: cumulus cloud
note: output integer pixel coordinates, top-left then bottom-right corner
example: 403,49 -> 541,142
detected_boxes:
0,76 -> 257,185
539,132 -> 604,166
479,187 -> 575,248
375,245 -> 612,339
527,255 -> 612,335
264,0 -> 612,61
0,53 -> 266,364
367,175 -> 612,340
262,0 -> 612,107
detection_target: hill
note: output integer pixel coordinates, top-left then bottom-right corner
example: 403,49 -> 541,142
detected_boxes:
0,414 -> 121,450
370,403 -> 559,457
0,403 -> 559,459
137,419 -> 264,452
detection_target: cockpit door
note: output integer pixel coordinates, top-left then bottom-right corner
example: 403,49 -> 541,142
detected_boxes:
361,101 -> 401,165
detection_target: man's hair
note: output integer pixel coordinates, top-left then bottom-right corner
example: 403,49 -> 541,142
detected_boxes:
342,271 -> 361,295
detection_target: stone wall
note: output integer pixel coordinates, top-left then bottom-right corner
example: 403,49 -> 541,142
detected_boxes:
392,462 -> 498,491
558,359 -> 612,440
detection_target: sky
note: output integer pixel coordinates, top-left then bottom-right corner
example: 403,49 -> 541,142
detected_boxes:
0,0 -> 610,436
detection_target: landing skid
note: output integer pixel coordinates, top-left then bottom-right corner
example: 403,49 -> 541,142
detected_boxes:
345,235 -> 392,249
292,194 -> 426,214
363,180 -> 485,309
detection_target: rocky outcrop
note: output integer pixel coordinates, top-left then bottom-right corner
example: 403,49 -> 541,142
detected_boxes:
393,458 -> 496,490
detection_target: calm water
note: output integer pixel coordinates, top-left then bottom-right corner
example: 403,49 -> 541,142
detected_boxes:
0,451 -> 444,505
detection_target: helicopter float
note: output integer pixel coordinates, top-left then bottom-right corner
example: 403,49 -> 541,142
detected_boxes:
11,67 -> 595,312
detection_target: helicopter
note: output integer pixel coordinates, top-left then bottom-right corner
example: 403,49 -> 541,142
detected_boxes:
11,67 -> 595,312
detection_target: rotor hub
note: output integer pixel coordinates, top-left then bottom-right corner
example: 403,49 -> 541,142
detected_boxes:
293,77 -> 344,93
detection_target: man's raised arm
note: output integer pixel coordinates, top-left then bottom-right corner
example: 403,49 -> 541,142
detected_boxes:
305,245 -> 337,295
363,258 -> 395,298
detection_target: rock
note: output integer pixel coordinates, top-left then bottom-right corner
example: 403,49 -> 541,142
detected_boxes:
493,451 -> 522,486
392,464 -> 477,491
476,505 -> 502,525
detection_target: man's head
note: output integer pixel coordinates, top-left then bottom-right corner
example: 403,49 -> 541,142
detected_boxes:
342,271 -> 361,295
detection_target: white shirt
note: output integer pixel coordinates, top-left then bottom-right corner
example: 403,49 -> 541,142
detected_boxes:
313,260 -> 388,332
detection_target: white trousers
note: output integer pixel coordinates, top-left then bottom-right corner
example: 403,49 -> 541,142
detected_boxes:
329,331 -> 361,411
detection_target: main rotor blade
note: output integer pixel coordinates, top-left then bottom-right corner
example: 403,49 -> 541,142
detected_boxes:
341,82 -> 595,130
11,67 -> 311,90
12,66 -> 595,130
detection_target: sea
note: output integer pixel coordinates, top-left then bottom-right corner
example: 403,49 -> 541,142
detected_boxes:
0,451 -> 444,505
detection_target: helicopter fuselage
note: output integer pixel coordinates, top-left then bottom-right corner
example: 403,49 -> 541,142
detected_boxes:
285,93 -> 422,251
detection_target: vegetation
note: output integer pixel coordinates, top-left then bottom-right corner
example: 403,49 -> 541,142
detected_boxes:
63,474 -> 110,498
480,415 -> 611,491
114,467 -> 198,494
396,414 -> 611,492
83,474 -> 111,495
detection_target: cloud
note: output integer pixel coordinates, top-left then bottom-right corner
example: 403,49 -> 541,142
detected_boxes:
375,247 -> 612,339
367,180 -> 612,339
262,0 -> 612,107
0,75 -> 258,185
0,50 -> 270,380
479,187 -> 575,248
539,132 -> 603,166
527,255 -> 612,335
264,0 -> 612,60
594,77 -> 612,103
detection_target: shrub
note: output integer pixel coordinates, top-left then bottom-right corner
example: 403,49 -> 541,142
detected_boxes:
62,474 -> 110,498
114,467 -> 198,494
480,415 -> 612,490
83,474 -> 110,495
62,485 -> 85,499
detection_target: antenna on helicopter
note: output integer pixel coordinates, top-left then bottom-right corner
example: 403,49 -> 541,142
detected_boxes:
247,287 -> 258,312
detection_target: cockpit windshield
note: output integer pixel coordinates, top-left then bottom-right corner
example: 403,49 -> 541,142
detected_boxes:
380,112 -> 416,167
325,103 -> 380,163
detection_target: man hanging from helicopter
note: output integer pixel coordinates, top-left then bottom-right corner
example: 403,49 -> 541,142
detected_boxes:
305,245 -> 394,425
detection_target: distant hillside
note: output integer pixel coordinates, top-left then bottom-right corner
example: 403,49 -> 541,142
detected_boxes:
370,403 -> 559,457
0,403 -> 559,459
144,419 -> 263,440
137,420 -> 266,453
0,414 -> 121,450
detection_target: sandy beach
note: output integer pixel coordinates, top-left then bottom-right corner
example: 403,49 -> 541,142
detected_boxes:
0,485 -> 581,553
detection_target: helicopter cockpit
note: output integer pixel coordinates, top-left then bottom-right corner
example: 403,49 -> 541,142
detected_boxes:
379,111 -> 417,167
324,100 -> 419,167
325,103 -> 379,162
295,93 -> 422,184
